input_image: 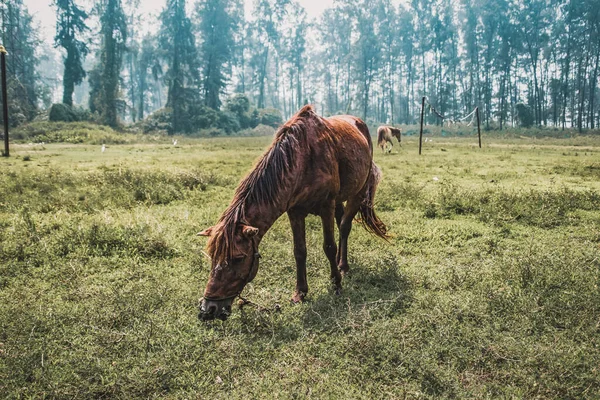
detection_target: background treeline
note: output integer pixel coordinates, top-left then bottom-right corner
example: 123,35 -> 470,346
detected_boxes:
1,0 -> 600,134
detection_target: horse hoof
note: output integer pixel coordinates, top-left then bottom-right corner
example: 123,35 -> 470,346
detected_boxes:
291,291 -> 306,304
334,287 -> 342,296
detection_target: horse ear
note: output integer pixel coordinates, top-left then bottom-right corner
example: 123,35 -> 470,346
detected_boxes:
197,226 -> 214,237
241,225 -> 259,238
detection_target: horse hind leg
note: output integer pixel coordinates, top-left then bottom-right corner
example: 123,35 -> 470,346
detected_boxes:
335,203 -> 344,265
321,202 -> 342,294
337,197 -> 362,276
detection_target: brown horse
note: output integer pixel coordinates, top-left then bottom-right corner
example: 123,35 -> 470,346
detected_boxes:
197,105 -> 388,321
377,125 -> 402,153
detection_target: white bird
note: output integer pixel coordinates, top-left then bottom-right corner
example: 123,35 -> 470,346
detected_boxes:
424,138 -> 428,142
173,139 -> 178,146
433,176 -> 439,181
101,144 -> 106,153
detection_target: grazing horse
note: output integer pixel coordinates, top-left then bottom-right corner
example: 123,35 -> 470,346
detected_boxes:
377,126 -> 402,153
197,105 -> 388,321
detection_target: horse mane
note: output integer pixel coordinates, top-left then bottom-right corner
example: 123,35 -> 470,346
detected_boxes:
207,105 -> 322,263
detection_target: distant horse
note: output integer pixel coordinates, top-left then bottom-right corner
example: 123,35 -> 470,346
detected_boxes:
197,105 -> 388,321
377,126 -> 402,153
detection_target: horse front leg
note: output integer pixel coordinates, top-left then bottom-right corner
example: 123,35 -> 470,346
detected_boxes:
288,209 -> 308,303
321,203 -> 341,295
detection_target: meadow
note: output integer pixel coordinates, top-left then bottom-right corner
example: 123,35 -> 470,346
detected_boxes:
1,127 -> 599,398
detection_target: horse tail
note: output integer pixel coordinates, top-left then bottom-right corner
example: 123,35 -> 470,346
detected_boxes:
358,162 -> 389,240
376,127 -> 385,148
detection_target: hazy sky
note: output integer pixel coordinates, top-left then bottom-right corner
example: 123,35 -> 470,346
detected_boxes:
24,0 -> 335,45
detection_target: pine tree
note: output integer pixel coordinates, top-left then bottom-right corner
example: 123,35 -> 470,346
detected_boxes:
160,0 -> 199,133
196,0 -> 239,110
89,0 -> 127,128
53,0 -> 88,107
0,0 -> 40,125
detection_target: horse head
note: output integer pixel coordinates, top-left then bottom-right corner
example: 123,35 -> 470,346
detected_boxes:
197,223 -> 261,321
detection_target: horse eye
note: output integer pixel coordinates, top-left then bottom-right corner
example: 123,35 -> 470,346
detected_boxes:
232,256 -> 245,264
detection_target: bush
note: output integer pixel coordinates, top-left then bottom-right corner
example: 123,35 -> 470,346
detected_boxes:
134,108 -> 172,134
226,93 -> 252,129
238,124 -> 276,137
12,121 -> 146,144
48,103 -> 90,122
218,110 -> 241,134
134,94 -> 283,135
259,108 -> 283,128
515,103 -> 534,128
225,93 -> 250,116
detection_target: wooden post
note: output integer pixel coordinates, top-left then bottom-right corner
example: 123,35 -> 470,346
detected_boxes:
476,106 -> 481,148
0,45 -> 8,157
419,96 -> 425,155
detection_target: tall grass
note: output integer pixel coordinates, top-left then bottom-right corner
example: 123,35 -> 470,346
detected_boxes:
1,137 -> 599,398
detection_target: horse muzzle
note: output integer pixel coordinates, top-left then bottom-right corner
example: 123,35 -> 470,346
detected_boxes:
199,298 -> 234,321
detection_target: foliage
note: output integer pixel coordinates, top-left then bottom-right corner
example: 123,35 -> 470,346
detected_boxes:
0,0 -> 40,126
196,0 -> 240,110
134,107 -> 173,134
53,0 -> 89,107
160,0 -> 200,134
48,103 -> 90,122
258,107 -> 282,127
88,0 -> 127,128
238,123 -> 276,137
135,35 -> 162,121
11,121 -> 148,144
515,103 -> 535,128
137,94 -> 281,135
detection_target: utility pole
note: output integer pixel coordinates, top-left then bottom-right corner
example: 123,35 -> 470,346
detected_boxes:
0,45 -> 8,157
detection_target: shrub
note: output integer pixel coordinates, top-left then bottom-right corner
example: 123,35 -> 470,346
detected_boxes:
11,121 -> 144,144
238,124 -> 276,137
515,103 -> 534,128
226,93 -> 252,129
190,105 -> 220,130
48,103 -> 89,122
218,110 -> 241,134
259,108 -> 283,128
134,108 -> 172,134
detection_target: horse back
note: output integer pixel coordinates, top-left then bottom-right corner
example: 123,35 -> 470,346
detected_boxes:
326,115 -> 373,153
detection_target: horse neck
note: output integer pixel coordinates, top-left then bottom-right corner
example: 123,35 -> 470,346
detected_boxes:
240,122 -> 308,239
243,194 -> 290,241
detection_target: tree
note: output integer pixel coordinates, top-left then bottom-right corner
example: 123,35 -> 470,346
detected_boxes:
136,35 -> 161,120
89,0 -> 127,128
353,0 -> 382,120
160,0 -> 199,133
53,0 -> 88,107
282,3 -> 307,112
196,0 -> 239,110
0,0 -> 40,125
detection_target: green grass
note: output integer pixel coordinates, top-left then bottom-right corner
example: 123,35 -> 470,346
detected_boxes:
1,135 -> 600,398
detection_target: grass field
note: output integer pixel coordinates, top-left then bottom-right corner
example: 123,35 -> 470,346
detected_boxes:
1,131 -> 600,398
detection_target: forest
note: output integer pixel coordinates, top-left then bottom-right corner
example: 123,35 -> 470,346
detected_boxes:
1,0 -> 600,134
